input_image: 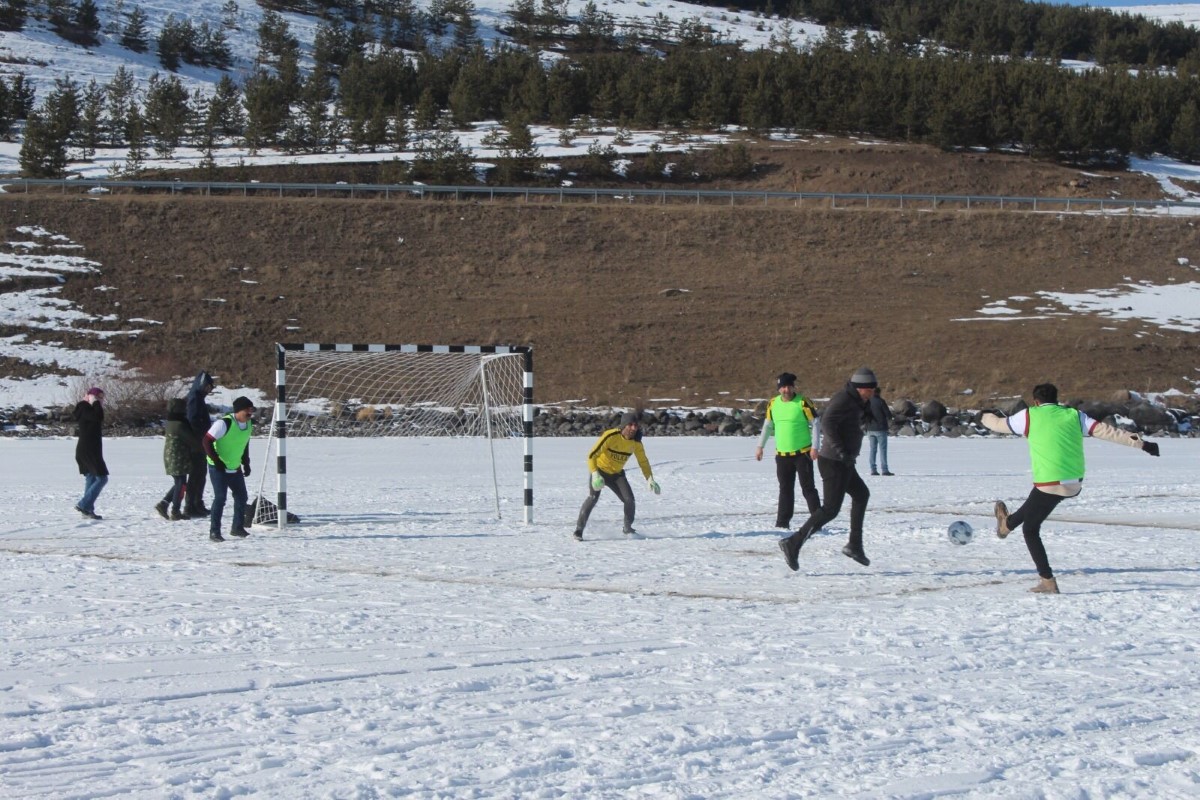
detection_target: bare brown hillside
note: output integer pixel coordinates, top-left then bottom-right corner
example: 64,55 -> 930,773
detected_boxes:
2,139 -> 1198,407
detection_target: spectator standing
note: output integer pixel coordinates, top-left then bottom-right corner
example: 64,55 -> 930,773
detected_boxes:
865,387 -> 894,476
155,398 -> 192,521
756,372 -> 821,528
203,396 -> 256,543
184,371 -> 215,517
73,387 -> 108,520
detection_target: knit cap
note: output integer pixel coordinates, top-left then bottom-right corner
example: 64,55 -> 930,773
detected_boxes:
777,372 -> 797,388
850,367 -> 878,389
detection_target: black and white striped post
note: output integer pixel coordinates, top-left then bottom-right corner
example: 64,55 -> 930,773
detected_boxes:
274,343 -> 289,531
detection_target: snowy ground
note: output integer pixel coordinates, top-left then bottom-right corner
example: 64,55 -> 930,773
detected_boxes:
1,435 -> 1198,798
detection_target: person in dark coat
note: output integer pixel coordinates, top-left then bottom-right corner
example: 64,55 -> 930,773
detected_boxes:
184,371 -> 215,517
779,366 -> 877,571
155,398 -> 193,521
865,386 -> 894,476
73,387 -> 109,520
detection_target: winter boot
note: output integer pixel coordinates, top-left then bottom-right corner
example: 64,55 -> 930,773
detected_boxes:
994,501 -> 1011,539
1030,577 -> 1060,594
842,544 -> 871,567
170,509 -> 190,521
154,501 -> 170,520
209,531 -> 225,542
778,535 -> 802,572
229,527 -> 250,538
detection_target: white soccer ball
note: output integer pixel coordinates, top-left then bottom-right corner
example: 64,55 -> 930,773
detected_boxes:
948,520 -> 974,545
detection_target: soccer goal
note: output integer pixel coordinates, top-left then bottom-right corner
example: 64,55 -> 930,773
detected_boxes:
251,343 -> 533,529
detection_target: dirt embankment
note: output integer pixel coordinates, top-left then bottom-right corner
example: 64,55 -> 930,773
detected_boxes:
2,140 -> 1197,407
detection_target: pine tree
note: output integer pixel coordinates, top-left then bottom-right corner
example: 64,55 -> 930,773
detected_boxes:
77,79 -> 105,159
19,109 -> 69,177
0,0 -> 29,33
121,5 -> 149,52
143,72 -> 191,157
106,66 -> 137,145
123,104 -> 145,175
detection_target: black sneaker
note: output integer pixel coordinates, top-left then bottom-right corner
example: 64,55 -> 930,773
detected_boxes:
842,545 -> 870,566
188,506 -> 211,518
573,529 -> 583,541
209,531 -> 225,542
882,471 -> 895,476
74,505 -> 102,520
778,536 -> 800,571
229,527 -> 250,538
623,527 -> 637,536
170,509 -> 190,521
154,501 -> 170,520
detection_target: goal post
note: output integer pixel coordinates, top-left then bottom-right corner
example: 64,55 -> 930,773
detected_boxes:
253,343 -> 533,530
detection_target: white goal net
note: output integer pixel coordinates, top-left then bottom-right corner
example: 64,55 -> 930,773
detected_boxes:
252,343 -> 533,528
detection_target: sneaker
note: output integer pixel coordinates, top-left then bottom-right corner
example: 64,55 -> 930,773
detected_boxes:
841,545 -> 871,566
573,529 -> 583,541
74,505 -> 102,520
209,531 -> 225,542
229,527 -> 250,538
882,471 -> 894,476
188,506 -> 211,518
994,501 -> 1011,539
778,536 -> 801,572
154,501 -> 170,520
870,470 -> 879,476
170,509 -> 190,521
1030,577 -> 1060,594
623,527 -> 637,536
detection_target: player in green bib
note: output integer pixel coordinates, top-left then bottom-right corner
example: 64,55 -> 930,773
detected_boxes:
756,372 -> 820,528
202,396 -> 257,542
980,383 -> 1160,594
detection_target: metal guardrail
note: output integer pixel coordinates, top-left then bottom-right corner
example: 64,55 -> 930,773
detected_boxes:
3,177 -> 1199,215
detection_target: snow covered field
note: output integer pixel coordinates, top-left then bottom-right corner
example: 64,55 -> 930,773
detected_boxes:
2,434 -> 1198,798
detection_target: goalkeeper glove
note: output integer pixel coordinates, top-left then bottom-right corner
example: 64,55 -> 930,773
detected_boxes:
590,471 -> 605,491
647,477 -> 661,495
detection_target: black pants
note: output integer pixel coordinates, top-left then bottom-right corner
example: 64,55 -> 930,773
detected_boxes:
775,453 -> 820,527
185,452 -> 208,512
792,457 -> 869,551
576,471 -> 636,534
1005,487 -> 1067,579
161,475 -> 187,512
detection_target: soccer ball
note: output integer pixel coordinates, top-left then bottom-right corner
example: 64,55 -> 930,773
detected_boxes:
948,520 -> 974,545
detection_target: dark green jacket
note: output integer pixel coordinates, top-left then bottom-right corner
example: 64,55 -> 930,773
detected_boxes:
163,399 -> 193,476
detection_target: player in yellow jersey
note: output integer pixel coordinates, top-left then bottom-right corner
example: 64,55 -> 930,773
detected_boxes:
574,412 -> 660,540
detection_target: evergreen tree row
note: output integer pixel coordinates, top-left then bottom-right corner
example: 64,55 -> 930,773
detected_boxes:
17,34 -> 1200,180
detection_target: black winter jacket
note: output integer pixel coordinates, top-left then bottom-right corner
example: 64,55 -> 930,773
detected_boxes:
74,400 -> 108,475
865,394 -> 893,432
186,370 -> 214,443
817,384 -> 869,464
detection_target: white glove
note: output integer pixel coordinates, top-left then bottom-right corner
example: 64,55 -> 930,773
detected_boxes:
590,471 -> 605,491
647,477 -> 661,495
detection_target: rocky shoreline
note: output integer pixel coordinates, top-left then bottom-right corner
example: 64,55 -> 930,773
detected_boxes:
5,392 -> 1196,439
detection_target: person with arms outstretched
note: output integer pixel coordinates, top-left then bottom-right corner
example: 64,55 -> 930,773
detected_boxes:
981,383 -> 1160,594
